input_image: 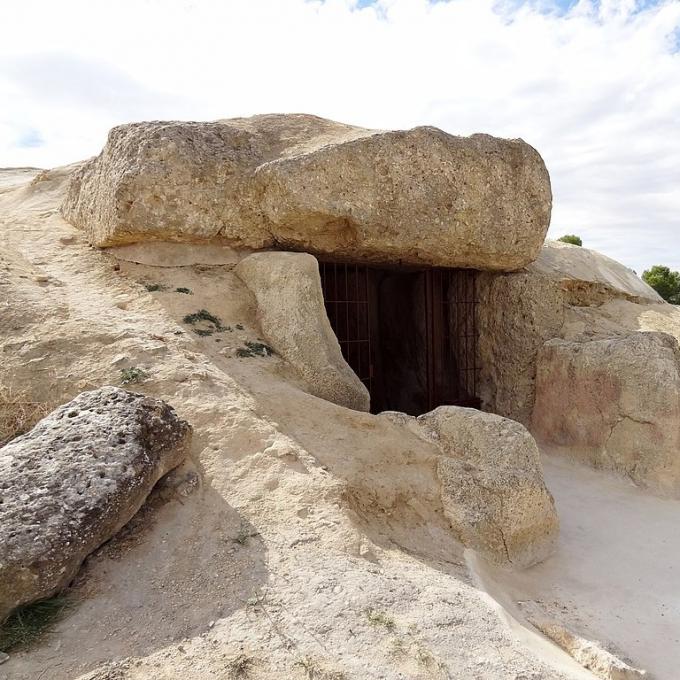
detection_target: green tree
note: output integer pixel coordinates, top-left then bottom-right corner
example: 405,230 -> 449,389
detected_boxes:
642,265 -> 680,304
557,234 -> 582,246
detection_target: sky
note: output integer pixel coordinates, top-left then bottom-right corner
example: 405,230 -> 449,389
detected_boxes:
1,0 -> 679,274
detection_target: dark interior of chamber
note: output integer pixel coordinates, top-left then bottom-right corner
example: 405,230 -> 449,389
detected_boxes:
319,261 -> 479,416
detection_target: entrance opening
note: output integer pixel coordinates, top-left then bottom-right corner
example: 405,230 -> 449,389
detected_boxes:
319,261 -> 479,416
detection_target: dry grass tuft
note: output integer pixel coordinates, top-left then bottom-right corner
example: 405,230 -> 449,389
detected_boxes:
0,386 -> 51,447
0,594 -> 72,652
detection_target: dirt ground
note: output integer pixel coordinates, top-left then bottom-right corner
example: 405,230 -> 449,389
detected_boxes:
1,167 -> 672,679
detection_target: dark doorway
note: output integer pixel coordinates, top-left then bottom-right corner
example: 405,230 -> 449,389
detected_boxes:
319,261 -> 479,415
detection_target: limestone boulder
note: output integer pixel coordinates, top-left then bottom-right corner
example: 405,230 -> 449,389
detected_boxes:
235,251 -> 370,412
0,387 -> 191,622
477,267 -> 565,425
532,332 -> 680,496
530,241 -> 661,304
416,407 -> 559,567
477,242 -> 669,425
61,113 -> 551,271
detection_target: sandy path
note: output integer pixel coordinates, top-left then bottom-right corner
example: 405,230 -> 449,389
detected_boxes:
489,455 -> 680,679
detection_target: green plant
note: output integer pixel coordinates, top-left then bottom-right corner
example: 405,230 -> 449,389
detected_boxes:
0,595 -> 72,652
144,282 -> 167,292
365,608 -> 396,631
183,309 -> 222,326
557,234 -> 582,246
183,309 -> 229,337
120,367 -> 148,385
236,341 -> 274,358
175,287 -> 193,295
235,323 -> 244,330
642,265 -> 680,304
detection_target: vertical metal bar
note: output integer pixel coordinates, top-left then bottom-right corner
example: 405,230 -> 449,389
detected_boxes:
366,265 -> 372,392
343,263 -> 347,365
332,262 -> 338,345
472,270 -> 478,401
464,270 -> 469,398
426,270 -> 435,412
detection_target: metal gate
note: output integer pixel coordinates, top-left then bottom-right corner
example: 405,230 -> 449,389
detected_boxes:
318,261 -> 372,394
318,261 -> 478,413
427,268 -> 479,411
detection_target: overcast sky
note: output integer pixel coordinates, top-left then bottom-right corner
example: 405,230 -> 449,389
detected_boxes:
1,0 -> 678,273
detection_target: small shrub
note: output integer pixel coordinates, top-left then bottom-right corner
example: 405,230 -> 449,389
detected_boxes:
0,387 -> 50,446
0,595 -> 72,652
183,309 -> 230,338
120,367 -> 148,385
183,309 -> 223,327
365,608 -> 396,631
235,324 -> 244,330
557,234 -> 582,247
144,282 -> 167,292
175,287 -> 193,295
236,341 -> 274,358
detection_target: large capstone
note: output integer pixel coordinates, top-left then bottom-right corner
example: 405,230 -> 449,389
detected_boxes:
61,114 -> 552,271
0,387 -> 191,622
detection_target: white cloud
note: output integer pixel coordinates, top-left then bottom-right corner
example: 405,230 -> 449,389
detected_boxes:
0,0 -> 678,273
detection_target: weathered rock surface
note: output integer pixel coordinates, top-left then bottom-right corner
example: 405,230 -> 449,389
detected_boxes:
61,113 -> 552,271
235,251 -> 370,412
414,407 -> 559,567
531,241 -> 661,304
0,387 -> 191,622
532,332 -> 680,496
477,267 -> 565,425
477,241 -> 669,425
531,619 -> 648,680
